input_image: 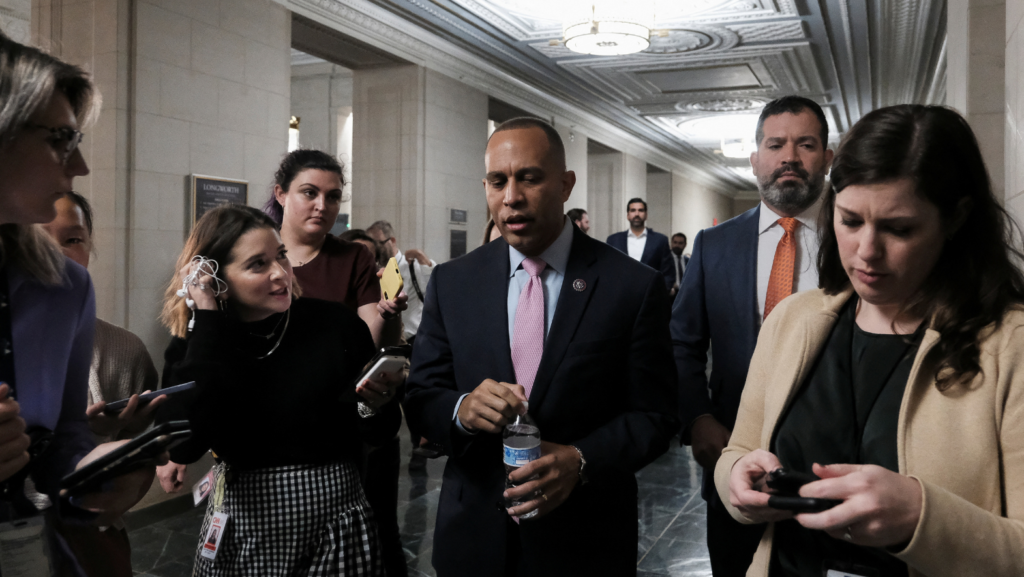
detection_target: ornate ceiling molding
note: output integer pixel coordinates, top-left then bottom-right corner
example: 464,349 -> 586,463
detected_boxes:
280,0 -> 947,193
281,0 -> 746,191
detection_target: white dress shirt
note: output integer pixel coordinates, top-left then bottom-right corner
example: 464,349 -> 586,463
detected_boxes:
454,217 -> 574,434
755,200 -> 820,321
673,253 -> 686,286
626,228 -> 648,261
395,250 -> 436,340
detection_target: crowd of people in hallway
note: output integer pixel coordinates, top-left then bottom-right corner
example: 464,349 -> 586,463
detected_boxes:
2,28 -> 1024,577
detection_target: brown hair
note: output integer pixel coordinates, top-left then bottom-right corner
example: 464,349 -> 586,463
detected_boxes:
483,218 -> 497,245
161,205 -> 301,338
819,105 -> 1024,388
0,33 -> 100,285
263,149 -> 344,224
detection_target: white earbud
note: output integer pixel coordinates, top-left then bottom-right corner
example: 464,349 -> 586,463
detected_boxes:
178,255 -> 228,311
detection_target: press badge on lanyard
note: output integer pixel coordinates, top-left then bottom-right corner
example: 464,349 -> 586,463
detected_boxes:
200,467 -> 229,560
0,517 -> 53,576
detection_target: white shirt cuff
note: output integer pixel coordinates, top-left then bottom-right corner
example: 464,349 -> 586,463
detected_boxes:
452,393 -> 477,435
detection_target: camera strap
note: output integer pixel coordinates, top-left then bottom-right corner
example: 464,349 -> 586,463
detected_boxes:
407,260 -> 425,302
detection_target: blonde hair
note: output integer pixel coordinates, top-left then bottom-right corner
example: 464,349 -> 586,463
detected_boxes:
0,33 -> 100,285
161,205 -> 302,339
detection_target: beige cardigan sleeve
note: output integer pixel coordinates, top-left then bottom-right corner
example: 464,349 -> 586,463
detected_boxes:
714,300 -> 783,524
895,330 -> 1024,576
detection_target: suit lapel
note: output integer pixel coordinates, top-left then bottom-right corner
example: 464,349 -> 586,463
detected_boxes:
742,206 -> 761,337
528,229 -> 597,409
485,240 -> 516,383
640,231 -> 655,265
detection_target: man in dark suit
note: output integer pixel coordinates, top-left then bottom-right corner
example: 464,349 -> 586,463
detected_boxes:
671,96 -> 833,576
405,117 -> 678,577
669,232 -> 689,298
607,198 -> 675,290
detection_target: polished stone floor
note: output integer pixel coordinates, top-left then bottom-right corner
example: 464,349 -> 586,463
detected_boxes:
128,426 -> 711,577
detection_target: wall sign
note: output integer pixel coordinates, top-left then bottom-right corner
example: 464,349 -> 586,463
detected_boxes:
450,209 -> 468,224
191,175 -> 248,226
450,229 -> 467,259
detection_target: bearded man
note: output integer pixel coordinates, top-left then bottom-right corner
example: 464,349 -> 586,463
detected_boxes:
670,96 -> 834,576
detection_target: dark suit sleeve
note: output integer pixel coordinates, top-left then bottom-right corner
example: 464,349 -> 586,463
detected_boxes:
657,237 -> 675,290
572,271 -> 679,481
671,229 -> 715,444
403,269 -> 473,458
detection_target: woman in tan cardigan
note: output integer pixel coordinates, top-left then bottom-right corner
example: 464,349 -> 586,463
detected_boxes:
718,105 -> 1024,577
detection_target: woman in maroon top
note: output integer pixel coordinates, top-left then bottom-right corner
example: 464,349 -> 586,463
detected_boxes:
265,149 -> 406,346
266,150 -> 411,577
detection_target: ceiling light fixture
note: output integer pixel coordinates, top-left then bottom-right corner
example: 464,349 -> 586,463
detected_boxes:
720,137 -> 755,159
563,1 -> 654,56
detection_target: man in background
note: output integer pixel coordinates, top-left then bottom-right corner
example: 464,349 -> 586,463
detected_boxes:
606,198 -> 674,290
672,95 -> 833,576
367,220 -> 436,346
669,232 -> 688,298
566,207 -> 589,234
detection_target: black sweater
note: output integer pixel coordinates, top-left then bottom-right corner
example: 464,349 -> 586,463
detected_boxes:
158,298 -> 400,469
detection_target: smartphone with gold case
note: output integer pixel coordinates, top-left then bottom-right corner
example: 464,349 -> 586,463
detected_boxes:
380,257 -> 404,301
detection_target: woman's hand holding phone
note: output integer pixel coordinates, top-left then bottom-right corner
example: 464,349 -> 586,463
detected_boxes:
0,384 -> 29,483
375,267 -> 408,320
356,367 -> 404,411
86,391 -> 167,438
64,440 -> 169,526
794,462 -> 922,548
728,449 -> 795,523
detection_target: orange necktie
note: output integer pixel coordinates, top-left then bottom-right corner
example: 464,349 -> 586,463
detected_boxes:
763,217 -> 798,320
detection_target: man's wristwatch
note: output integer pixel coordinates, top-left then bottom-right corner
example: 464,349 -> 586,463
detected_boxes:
569,444 -> 589,485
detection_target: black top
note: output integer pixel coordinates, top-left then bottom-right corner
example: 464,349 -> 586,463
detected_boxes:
769,298 -> 919,577
158,297 -> 400,470
0,269 -> 14,392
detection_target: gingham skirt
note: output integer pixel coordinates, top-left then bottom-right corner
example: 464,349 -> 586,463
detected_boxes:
192,461 -> 383,577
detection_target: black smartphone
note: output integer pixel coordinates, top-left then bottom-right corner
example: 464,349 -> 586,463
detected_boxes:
765,468 -> 821,494
767,495 -> 842,513
104,381 -> 196,413
763,467 -> 841,512
60,421 -> 191,496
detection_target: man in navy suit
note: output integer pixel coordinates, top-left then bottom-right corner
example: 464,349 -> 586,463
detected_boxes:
671,96 -> 833,576
607,198 -> 675,290
405,117 -> 678,577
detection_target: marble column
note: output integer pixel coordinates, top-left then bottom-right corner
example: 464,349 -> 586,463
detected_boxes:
352,65 -> 488,260
948,0 -> 1006,199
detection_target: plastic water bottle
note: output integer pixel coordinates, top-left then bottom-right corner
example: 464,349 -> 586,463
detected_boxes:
503,403 -> 541,519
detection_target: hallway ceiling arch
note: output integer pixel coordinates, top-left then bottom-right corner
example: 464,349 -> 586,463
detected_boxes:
299,0 -> 946,192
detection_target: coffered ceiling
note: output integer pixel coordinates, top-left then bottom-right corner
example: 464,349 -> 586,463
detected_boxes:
289,0 -> 946,192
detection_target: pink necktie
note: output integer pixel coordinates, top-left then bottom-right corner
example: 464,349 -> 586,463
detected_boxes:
511,257 -> 546,399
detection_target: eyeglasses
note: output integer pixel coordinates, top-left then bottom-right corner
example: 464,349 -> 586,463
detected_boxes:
27,124 -> 84,163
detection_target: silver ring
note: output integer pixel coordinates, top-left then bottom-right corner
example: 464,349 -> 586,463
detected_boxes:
382,390 -> 390,398
843,526 -> 853,541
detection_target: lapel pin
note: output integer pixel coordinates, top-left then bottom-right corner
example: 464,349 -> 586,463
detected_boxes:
572,279 -> 586,292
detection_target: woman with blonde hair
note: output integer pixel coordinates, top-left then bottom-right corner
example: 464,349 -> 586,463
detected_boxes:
158,204 -> 401,576
0,32 -> 157,574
